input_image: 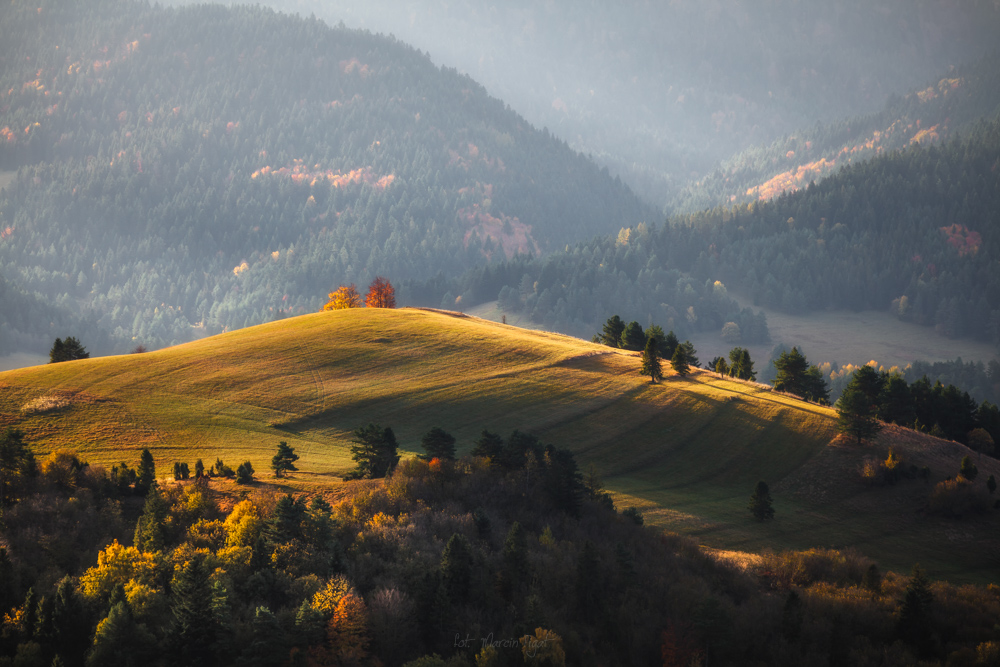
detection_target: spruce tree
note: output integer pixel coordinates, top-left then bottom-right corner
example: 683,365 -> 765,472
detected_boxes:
420,427 -> 456,460
600,315 -> 625,347
640,336 -> 663,383
135,448 -> 155,496
133,484 -> 168,552
671,344 -> 690,377
440,533 -> 473,604
619,321 -> 646,351
345,424 -> 399,480
170,554 -> 219,666
837,384 -> 883,445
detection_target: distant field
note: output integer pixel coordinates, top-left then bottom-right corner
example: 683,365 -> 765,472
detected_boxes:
0,308 -> 996,583
468,299 -> 998,371
716,297 -> 998,370
0,353 -> 48,372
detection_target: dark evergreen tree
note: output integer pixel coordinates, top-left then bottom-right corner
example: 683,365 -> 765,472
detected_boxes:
271,441 -> 299,478
265,494 -> 306,544
662,330 -> 680,360
878,375 -> 915,425
680,341 -> 700,368
620,321 -> 646,351
837,384 -> 883,445
49,337 -> 88,363
543,445 -> 584,515
194,459 -> 205,479
345,424 -> 399,480
235,461 -> 255,485
420,427 -> 456,460
170,554 -> 219,667
748,481 -> 775,521
133,484 -> 168,552
728,347 -> 756,381
0,428 -> 35,508
575,541 -> 602,622
640,336 -> 663,383
440,533 -> 473,604
897,565 -> 934,651
470,429 -> 504,461
671,344 -> 691,377
134,449 -> 155,496
773,347 -> 829,403
499,522 -> 528,602
600,316 -> 626,347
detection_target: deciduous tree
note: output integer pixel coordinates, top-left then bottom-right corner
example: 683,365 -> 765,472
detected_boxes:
323,284 -> 362,311
365,276 -> 396,308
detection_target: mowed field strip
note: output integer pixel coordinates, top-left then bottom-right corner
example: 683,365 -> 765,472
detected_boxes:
0,308 -> 996,582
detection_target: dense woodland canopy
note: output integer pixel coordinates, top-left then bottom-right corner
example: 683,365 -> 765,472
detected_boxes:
233,0 -> 1000,207
0,0 -> 652,353
4,432 -> 1000,666
421,114 -> 1000,349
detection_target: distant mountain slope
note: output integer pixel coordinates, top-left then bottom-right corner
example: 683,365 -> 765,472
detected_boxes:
1,307 -> 997,580
224,0 -> 1000,206
423,116 -> 1000,346
674,52 -> 1000,212
0,0 -> 653,351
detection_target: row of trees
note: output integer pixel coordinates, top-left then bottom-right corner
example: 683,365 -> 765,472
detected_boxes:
323,276 -> 396,311
836,364 -> 1000,450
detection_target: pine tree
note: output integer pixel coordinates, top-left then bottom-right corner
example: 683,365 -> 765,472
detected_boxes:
620,321 -> 646,351
897,564 -> 934,649
640,336 -> 663,383
271,441 -> 299,478
837,384 -> 883,445
133,484 -> 168,552
470,430 -> 504,461
599,315 -> 625,347
420,427 -> 456,460
135,448 -> 155,496
235,461 -> 255,484
170,554 -> 219,666
345,424 -> 399,480
748,481 -> 774,521
671,344 -> 690,377
440,534 -> 473,604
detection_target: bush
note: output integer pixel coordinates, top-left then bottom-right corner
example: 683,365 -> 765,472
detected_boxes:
929,477 -> 989,517
235,461 -> 255,485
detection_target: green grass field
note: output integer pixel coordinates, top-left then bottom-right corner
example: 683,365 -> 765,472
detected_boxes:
1,308 -> 996,582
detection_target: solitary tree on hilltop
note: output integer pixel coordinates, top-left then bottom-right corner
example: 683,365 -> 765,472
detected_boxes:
324,284 -> 362,310
365,276 -> 396,308
640,336 -> 663,383
49,337 -> 89,363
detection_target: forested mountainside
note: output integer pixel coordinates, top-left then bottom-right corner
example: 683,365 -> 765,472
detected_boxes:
220,0 -> 1000,206
673,52 -> 1000,212
416,117 -> 1000,346
0,0 -> 652,353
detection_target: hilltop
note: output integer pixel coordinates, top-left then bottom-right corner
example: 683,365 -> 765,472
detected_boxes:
1,308 -> 997,582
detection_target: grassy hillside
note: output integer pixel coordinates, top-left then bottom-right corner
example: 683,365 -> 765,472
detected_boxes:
0,308 -> 996,582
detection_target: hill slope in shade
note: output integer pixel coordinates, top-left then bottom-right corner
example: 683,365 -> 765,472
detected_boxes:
0,308 -> 997,582
0,0 -> 652,352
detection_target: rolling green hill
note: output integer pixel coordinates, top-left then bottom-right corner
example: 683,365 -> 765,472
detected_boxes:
1,308 -> 996,582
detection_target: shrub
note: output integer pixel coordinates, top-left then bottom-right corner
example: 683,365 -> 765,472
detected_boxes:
929,477 -> 989,517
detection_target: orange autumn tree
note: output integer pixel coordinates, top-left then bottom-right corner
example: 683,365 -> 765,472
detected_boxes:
323,284 -> 362,311
364,276 -> 395,308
